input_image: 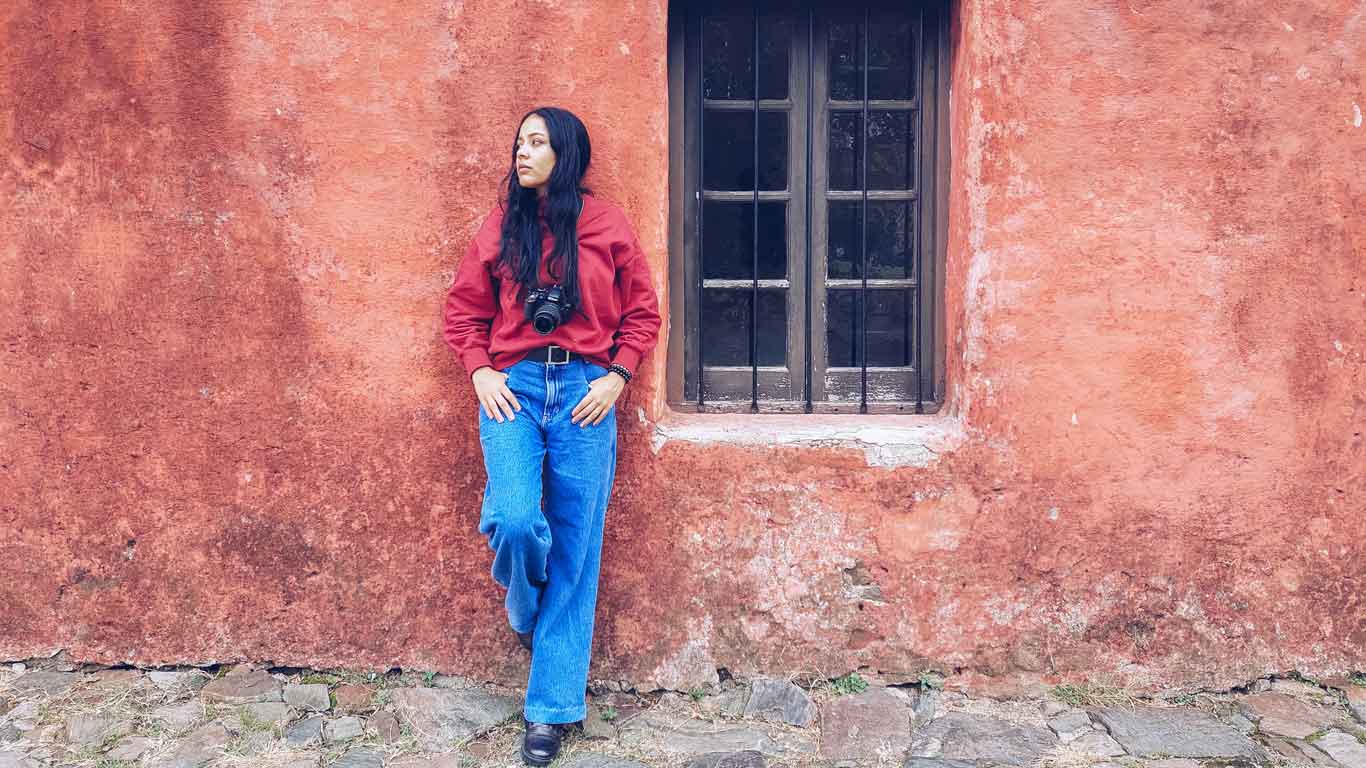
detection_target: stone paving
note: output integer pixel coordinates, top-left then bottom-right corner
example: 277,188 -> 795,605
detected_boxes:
0,654 -> 1363,768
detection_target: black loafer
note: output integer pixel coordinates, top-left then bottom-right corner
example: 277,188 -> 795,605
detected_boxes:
520,719 -> 573,765
515,627 -> 534,651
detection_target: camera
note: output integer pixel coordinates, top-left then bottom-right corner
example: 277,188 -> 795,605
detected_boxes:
524,285 -> 572,335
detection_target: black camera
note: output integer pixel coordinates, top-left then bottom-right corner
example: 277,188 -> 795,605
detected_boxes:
524,285 -> 572,335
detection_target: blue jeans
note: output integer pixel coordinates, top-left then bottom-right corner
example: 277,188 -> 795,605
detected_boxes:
477,357 -> 618,724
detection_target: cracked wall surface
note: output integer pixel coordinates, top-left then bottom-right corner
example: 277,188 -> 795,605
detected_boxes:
1,0 -> 1363,694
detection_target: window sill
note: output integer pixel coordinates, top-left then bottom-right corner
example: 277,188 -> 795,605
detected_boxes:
649,410 -> 964,468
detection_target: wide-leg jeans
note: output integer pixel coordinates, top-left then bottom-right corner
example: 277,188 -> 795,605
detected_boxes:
476,357 -> 617,724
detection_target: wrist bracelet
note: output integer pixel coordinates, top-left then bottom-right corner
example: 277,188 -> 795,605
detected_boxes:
608,363 -> 633,383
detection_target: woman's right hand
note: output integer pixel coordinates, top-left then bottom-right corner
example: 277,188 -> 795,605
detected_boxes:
472,366 -> 522,422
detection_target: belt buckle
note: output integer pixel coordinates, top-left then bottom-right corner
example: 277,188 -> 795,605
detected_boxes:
546,345 -> 571,365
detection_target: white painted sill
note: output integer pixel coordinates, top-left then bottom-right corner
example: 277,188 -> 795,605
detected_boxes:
648,411 -> 965,468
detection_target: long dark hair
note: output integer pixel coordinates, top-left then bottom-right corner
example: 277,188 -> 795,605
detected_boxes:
496,107 -> 592,311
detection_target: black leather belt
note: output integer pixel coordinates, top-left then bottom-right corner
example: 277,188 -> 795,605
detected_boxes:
523,344 -> 580,365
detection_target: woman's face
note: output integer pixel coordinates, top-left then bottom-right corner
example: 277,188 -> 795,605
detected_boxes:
515,114 -> 556,194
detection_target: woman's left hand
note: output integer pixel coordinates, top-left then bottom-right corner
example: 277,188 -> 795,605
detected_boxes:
571,371 -> 627,426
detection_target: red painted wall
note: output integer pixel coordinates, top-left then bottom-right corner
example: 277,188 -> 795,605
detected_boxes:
1,0 -> 1362,693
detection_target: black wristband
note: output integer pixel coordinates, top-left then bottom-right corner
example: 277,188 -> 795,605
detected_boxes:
608,363 -> 633,383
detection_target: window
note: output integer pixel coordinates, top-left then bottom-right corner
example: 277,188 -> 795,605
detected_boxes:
667,0 -> 948,413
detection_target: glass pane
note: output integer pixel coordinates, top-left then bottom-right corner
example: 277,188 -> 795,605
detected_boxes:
828,202 -> 860,279
869,111 -> 912,189
760,16 -> 793,100
703,201 -> 787,280
829,17 -> 914,101
703,15 -> 793,100
702,289 -> 787,367
869,17 -> 914,100
828,111 -> 861,190
828,20 -> 862,101
828,111 -> 912,191
705,110 -> 788,191
827,289 -> 912,367
703,15 -> 753,100
827,201 -> 912,279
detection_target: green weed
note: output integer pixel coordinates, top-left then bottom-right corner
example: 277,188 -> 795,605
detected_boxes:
831,672 -> 869,696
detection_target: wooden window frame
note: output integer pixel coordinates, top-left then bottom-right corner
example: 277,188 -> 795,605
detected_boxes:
666,0 -> 950,414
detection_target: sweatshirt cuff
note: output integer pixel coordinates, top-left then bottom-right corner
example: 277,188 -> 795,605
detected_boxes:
461,348 -> 494,376
610,347 -> 643,376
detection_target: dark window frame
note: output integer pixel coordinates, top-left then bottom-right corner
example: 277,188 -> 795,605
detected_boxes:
666,0 -> 950,414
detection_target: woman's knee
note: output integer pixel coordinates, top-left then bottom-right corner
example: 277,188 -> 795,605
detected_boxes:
483,504 -> 550,551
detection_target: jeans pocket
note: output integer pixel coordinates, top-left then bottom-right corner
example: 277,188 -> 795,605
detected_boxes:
582,362 -> 608,382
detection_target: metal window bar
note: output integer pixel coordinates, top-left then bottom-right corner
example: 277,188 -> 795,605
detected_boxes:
695,12 -> 706,409
804,6 -> 814,413
750,0 -> 761,412
858,4 -> 869,413
923,8 -> 936,412
913,9 -> 924,412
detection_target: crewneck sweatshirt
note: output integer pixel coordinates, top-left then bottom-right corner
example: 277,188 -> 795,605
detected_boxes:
442,194 -> 662,377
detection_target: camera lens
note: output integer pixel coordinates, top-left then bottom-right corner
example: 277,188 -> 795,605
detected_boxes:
533,304 -> 562,334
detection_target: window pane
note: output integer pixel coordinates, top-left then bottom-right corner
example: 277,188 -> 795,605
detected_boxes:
827,201 -> 912,279
829,17 -> 914,101
869,17 -> 914,100
868,111 -> 913,189
704,110 -> 788,191
828,20 -> 862,101
703,201 -> 787,280
827,289 -> 912,367
761,16 -> 793,100
703,15 -> 793,101
828,111 -> 912,191
702,289 -> 787,367
828,111 -> 861,189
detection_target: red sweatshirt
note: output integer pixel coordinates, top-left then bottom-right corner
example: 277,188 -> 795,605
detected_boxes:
443,194 -> 662,377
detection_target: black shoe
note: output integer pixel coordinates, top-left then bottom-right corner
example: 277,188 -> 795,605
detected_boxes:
515,627 -> 534,651
520,719 -> 573,765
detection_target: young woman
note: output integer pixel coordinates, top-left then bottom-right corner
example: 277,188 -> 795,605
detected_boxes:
442,106 -> 661,765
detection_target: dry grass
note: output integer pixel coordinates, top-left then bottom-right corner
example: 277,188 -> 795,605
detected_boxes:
1048,682 -> 1137,709
1037,743 -> 1144,768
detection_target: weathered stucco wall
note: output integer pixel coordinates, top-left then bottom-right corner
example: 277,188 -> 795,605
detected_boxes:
1,0 -> 1362,695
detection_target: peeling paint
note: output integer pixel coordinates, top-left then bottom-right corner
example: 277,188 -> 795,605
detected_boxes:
644,614 -> 718,691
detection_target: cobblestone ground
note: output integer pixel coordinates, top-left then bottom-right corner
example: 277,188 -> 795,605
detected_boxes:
1,655 -> 1363,768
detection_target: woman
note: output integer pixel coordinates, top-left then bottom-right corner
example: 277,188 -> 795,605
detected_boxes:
442,106 -> 661,766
